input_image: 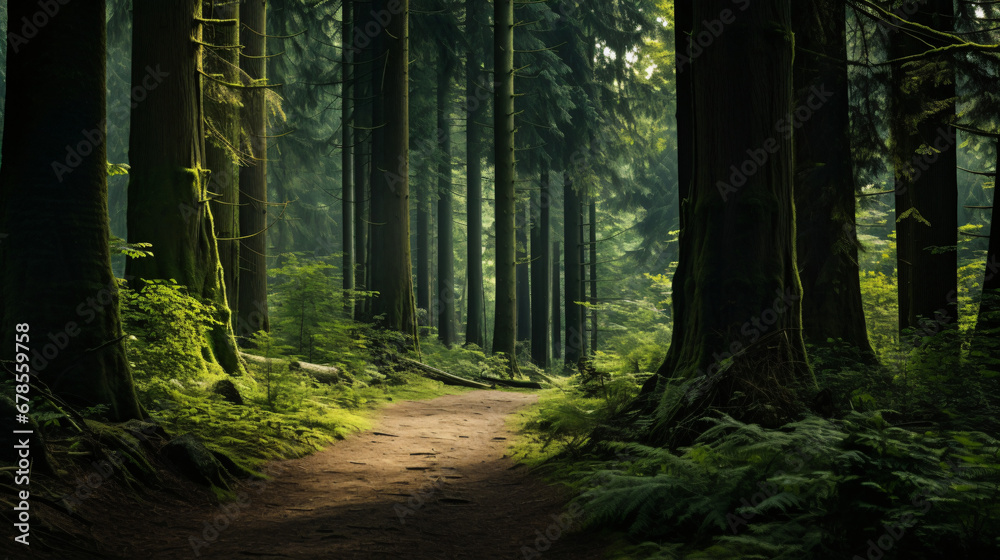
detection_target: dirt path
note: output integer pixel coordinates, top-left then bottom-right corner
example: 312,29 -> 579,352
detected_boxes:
97,390 -> 604,560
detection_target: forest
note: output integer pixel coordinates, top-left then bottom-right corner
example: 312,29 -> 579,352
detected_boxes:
1,0 -> 1000,558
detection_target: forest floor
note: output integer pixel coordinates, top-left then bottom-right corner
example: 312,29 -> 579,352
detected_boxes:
65,390 -> 604,560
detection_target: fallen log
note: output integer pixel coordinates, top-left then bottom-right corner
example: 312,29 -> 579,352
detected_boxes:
239,352 -> 345,384
396,357 -> 493,389
479,376 -> 543,389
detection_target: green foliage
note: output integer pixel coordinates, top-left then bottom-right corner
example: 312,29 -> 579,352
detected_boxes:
567,413 -> 1000,559
121,279 -> 223,384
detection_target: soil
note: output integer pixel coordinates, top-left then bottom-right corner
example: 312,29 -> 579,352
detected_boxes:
19,390 -> 607,560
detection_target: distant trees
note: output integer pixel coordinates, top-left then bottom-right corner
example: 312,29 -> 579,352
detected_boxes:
0,0 -> 141,420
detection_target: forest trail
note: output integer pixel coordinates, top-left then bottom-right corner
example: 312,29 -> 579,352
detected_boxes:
99,390 -> 603,560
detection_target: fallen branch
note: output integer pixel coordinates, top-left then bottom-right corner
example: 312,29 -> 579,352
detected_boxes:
480,376 -> 543,389
396,357 -> 493,389
239,352 -> 345,384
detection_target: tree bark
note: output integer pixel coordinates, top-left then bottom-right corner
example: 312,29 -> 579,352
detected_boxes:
436,53 -> 456,346
237,0 -> 270,342
464,0 -> 486,348
563,172 -> 584,364
368,0 -> 418,341
126,0 -> 244,375
353,0 -> 372,322
588,199 -> 598,354
0,0 -> 142,420
342,0 -> 355,315
648,0 -> 811,446
492,0 -> 519,375
205,1 -> 241,326
890,0 -> 958,335
530,169 -> 551,367
516,196 -> 531,343
792,0 -> 874,357
552,241 -> 562,362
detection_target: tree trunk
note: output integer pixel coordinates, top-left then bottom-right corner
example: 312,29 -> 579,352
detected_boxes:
342,0 -> 355,315
552,241 -> 562,362
643,0 -> 693,395
0,0 -> 142,420
126,0 -> 244,375
588,199 -> 598,354
464,0 -> 486,348
237,0 -> 270,342
417,173 -> 431,326
530,169 -> 551,367
792,0 -> 874,357
648,0 -> 811,446
563,172 -> 584,364
205,1 -> 241,326
890,0 -> 958,335
974,143 -> 1000,337
436,54 -> 456,346
516,197 -> 531,343
368,0 -> 418,341
492,0 -> 519,375
353,0 -> 372,322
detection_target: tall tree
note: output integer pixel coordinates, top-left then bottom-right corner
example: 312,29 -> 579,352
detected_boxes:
552,241 -> 562,362
342,0 -> 355,315
237,0 -> 270,341
645,0 -> 811,446
563,174 -> 584,364
126,0 -> 244,375
493,0 -> 519,374
889,0 -> 958,333
516,197 -> 531,343
204,1 -> 241,326
354,0 -> 372,322
464,0 -> 486,348
792,0 -> 874,356
0,0 -> 142,420
368,0 -> 418,339
436,45 -> 457,346
588,199 -> 598,353
530,169 -> 551,367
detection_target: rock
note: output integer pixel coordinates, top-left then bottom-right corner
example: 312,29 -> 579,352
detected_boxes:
160,433 -> 231,489
211,378 -> 244,405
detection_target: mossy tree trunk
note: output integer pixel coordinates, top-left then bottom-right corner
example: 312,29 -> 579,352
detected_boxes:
464,0 -> 486,348
204,0 -> 241,328
126,0 -> 244,375
974,146 -> 1000,337
0,0 -> 142,421
890,0 -> 958,335
369,0 -> 419,341
552,241 -> 562,362
792,0 -> 874,357
647,0 -> 811,446
492,0 -> 519,375
237,0 -> 270,343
